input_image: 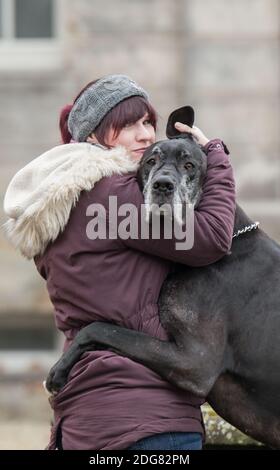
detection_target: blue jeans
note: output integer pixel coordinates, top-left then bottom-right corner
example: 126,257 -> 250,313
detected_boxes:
127,432 -> 202,451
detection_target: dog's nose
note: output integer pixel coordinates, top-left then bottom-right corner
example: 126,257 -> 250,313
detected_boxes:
153,177 -> 174,193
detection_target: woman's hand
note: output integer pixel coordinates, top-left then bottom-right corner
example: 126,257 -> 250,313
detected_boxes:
174,122 -> 210,147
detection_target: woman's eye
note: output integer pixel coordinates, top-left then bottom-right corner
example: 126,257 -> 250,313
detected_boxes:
185,162 -> 194,171
143,119 -> 152,126
147,158 -> 156,166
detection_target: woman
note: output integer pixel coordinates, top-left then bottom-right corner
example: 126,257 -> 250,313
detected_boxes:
4,74 -> 236,450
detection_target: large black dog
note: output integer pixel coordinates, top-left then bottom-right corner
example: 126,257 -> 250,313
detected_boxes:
46,107 -> 280,448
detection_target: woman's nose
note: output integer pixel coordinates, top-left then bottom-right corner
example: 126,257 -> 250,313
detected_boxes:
136,124 -> 151,140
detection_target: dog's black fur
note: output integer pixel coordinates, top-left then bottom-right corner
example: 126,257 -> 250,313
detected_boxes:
46,107 -> 280,448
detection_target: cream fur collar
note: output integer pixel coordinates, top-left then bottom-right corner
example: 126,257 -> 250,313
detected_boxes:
3,143 -> 137,259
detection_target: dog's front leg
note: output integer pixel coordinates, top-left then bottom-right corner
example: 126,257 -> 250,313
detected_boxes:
47,321 -> 221,397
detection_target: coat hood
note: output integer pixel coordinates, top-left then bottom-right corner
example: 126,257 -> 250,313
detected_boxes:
3,143 -> 137,259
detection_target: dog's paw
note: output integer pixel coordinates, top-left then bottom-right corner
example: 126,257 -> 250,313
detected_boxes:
45,362 -> 69,395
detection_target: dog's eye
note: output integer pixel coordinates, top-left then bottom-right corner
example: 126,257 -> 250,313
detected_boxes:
185,162 -> 194,171
147,158 -> 156,166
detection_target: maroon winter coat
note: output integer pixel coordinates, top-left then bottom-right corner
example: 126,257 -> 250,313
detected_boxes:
35,139 -> 236,449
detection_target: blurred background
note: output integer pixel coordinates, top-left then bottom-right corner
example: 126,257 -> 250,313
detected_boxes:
0,0 -> 279,449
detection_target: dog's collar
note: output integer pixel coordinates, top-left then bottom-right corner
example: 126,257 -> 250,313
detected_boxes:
232,221 -> 260,239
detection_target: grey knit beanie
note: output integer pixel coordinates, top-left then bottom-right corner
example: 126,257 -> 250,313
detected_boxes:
68,74 -> 149,142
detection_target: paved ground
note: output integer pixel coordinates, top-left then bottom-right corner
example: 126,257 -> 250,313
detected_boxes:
0,379 -> 52,450
0,421 -> 50,450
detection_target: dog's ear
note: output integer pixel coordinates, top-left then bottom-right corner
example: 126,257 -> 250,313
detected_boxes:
166,105 -> 195,139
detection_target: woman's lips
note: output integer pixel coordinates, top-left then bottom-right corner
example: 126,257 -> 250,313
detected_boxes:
133,147 -> 149,153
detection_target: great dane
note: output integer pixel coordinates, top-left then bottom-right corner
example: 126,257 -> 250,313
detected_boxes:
46,107 -> 280,448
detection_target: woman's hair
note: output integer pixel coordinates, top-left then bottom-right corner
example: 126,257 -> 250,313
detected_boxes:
59,79 -> 157,145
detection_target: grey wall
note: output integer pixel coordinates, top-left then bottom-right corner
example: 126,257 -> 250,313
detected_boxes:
1,0 -> 279,317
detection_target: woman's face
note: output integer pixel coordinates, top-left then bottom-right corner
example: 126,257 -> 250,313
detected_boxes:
88,113 -> 156,162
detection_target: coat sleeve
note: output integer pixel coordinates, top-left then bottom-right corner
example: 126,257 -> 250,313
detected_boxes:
111,139 -> 236,267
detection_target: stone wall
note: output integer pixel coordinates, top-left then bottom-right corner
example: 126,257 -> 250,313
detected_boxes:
0,0 -> 279,450
0,0 -> 279,318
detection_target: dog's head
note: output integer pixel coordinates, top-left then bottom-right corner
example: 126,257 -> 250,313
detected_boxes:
137,106 -> 207,221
